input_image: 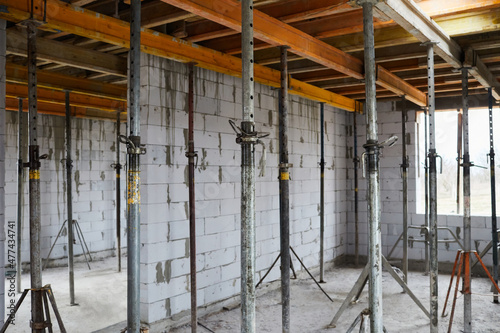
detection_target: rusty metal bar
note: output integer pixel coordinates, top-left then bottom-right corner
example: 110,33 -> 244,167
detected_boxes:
17,98 -> 24,293
401,95 -> 408,283
424,106 -> 429,274
426,42 -> 439,333
353,109 -> 359,267
456,110 -> 462,214
360,1 -> 384,331
127,0 -> 142,331
461,68 -> 472,333
186,62 -> 198,333
27,19 -> 44,333
240,0 -> 256,331
113,111 -> 122,273
64,91 -> 76,306
279,45 -> 291,333
319,102 -> 325,282
488,87 -> 499,303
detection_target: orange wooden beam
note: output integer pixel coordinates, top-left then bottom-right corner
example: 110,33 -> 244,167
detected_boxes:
6,97 -> 120,120
6,63 -> 127,102
6,83 -> 125,112
0,0 -> 358,111
161,0 -> 427,106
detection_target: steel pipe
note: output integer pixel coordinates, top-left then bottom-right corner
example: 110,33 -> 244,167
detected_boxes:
186,63 -> 198,333
65,91 -> 75,305
279,46 -> 291,333
27,19 -> 44,333
127,0 -> 142,331
114,111 -> 122,273
461,68 -> 472,333
319,102 -> 325,283
401,96 -> 408,283
426,42 -> 439,333
360,1 -> 383,331
488,88 -> 498,303
354,109 -> 360,267
240,0 -> 256,331
424,106 -> 429,274
16,98 -> 23,293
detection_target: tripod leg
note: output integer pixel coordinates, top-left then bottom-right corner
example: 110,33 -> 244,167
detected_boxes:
43,291 -> 54,333
353,275 -> 368,303
328,263 -> 370,328
75,220 -> 92,262
290,247 -> 333,302
0,289 -> 29,333
290,255 -> 297,279
381,256 -> 430,318
255,253 -> 281,288
345,311 -> 362,333
387,232 -> 403,260
43,220 -> 67,270
447,254 -> 464,333
74,221 -> 92,269
472,251 -> 500,294
442,250 -> 461,317
45,285 -> 67,333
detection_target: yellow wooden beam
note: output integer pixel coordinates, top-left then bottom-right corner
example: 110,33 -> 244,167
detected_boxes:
6,83 -> 125,112
6,63 -> 127,101
161,0 -> 426,106
0,0 -> 358,111
6,30 -> 127,76
6,97 -> 120,121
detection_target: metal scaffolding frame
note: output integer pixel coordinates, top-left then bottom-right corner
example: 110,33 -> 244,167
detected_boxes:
401,95 -> 409,283
64,91 -> 76,306
426,41 -> 440,333
461,67 -> 472,333
279,45 -> 291,333
112,111 -> 123,273
360,1 -> 383,330
488,87 -> 499,304
27,19 -> 44,332
16,97 -> 24,293
186,62 -> 198,333
126,0 -> 144,331
319,101 -> 325,282
353,108 -> 360,267
240,1 -> 256,331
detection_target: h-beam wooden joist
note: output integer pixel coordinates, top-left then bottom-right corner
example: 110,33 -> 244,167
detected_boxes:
375,0 -> 500,100
6,29 -> 127,76
160,0 -> 427,106
5,63 -> 127,101
0,0 -> 359,111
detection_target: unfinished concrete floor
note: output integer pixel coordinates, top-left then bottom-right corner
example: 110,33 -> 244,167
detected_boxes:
4,257 -> 499,332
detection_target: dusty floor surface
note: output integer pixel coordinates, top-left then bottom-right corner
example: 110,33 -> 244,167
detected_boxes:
4,256 -> 127,333
3,257 -> 500,332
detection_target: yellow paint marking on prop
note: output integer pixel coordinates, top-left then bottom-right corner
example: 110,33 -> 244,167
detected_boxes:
280,172 -> 289,180
127,171 -> 141,205
29,170 -> 40,179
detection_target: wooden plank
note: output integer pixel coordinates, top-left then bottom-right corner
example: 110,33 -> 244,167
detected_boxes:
0,0 -> 358,111
6,29 -> 127,76
161,0 -> 426,105
377,0 -> 500,99
5,63 -> 127,101
465,48 -> 500,100
6,83 -> 125,111
185,0 -> 356,43
5,96 -> 119,120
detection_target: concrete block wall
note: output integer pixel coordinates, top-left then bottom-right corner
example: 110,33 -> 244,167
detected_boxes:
349,101 -> 496,268
5,112 -> 126,265
138,54 -> 350,327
